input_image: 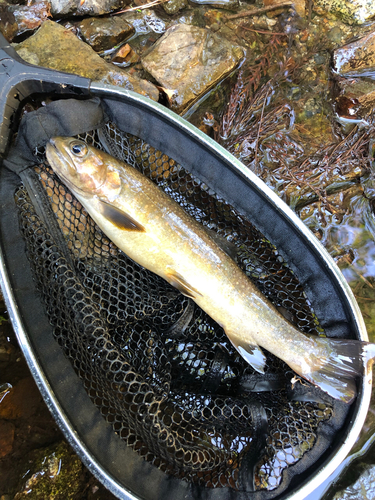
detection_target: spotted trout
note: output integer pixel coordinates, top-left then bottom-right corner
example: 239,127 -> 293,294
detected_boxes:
46,136 -> 375,403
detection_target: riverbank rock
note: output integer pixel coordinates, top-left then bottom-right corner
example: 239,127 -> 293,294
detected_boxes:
77,16 -> 135,52
13,441 -> 82,500
333,30 -> 375,77
141,24 -> 244,113
313,0 -> 375,25
50,0 -> 130,17
0,1 -> 51,42
14,21 -> 158,101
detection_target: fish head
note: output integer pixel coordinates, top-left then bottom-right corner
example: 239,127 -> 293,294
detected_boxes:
46,137 -> 121,198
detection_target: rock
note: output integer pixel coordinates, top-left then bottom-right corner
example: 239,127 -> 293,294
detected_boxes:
0,1 -> 51,42
141,24 -> 244,114
263,0 -> 305,18
119,10 -> 168,35
332,465 -> 375,499
0,377 -> 41,420
13,441 -> 82,499
14,21 -> 159,102
313,0 -> 375,25
0,420 -> 15,458
162,0 -> 187,15
333,30 -> 375,77
111,43 -> 140,65
333,77 -> 375,121
77,16 -> 135,52
50,0 -> 130,17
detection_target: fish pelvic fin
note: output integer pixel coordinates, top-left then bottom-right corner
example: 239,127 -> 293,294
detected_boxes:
227,334 -> 266,374
300,338 -> 374,404
98,200 -> 145,231
166,271 -> 203,299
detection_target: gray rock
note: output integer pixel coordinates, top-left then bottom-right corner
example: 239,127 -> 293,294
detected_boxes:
50,0 -> 130,17
313,0 -> 375,25
141,24 -> 244,114
162,0 -> 188,15
119,9 -> 168,35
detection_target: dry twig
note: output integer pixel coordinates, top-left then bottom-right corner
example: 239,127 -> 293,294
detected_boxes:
225,1 -> 293,20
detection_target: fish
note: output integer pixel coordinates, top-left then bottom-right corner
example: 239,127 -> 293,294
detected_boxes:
46,136 -> 375,403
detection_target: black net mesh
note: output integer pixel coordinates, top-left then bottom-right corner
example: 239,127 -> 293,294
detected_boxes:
13,119 -> 343,492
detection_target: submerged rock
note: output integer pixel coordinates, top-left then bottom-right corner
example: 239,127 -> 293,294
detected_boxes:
264,0 -> 306,18
333,30 -> 375,77
0,420 -> 15,458
313,0 -> 375,25
14,21 -> 158,101
13,441 -> 82,499
162,0 -> 188,15
50,0 -> 130,17
0,377 -> 41,420
77,16 -> 134,52
141,24 -> 244,114
333,77 -> 375,121
0,1 -> 51,42
332,465 -> 375,499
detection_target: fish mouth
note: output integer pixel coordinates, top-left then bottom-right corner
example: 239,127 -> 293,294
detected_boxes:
46,138 -> 79,193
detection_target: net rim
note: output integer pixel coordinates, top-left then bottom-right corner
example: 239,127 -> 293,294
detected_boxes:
0,81 -> 371,500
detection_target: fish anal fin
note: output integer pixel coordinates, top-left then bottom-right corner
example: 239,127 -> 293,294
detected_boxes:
98,200 -> 145,231
228,335 -> 266,374
166,271 -> 202,299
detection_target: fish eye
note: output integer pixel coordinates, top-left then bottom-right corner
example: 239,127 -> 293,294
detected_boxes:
70,141 -> 88,157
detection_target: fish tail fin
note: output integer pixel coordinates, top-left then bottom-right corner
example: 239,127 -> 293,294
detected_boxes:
301,338 -> 375,403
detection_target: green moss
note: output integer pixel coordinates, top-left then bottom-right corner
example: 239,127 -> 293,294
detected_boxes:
14,441 -> 83,499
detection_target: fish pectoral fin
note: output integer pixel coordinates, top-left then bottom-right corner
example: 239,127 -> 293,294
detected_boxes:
228,335 -> 266,374
97,200 -> 145,231
166,271 -> 202,299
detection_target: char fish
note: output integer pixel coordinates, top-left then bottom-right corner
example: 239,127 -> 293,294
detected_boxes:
46,136 -> 375,403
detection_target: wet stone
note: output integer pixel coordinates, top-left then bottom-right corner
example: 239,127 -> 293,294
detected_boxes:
332,465 -> 375,499
188,0 -> 239,10
141,24 -> 244,114
111,43 -> 140,65
0,420 -> 15,458
333,77 -> 375,121
13,441 -> 82,499
77,16 -> 135,52
333,30 -> 375,77
0,377 -> 41,420
119,9 -> 168,35
50,0 -> 130,17
14,20 -> 159,101
313,0 -> 375,25
0,1 -> 51,42
264,0 -> 306,18
162,0 -> 188,15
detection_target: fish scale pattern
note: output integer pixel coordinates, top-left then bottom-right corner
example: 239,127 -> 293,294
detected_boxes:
15,123 -> 336,492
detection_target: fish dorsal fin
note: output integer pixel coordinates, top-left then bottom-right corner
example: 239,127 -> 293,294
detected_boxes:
166,271 -> 202,299
228,335 -> 266,374
98,200 -> 145,231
